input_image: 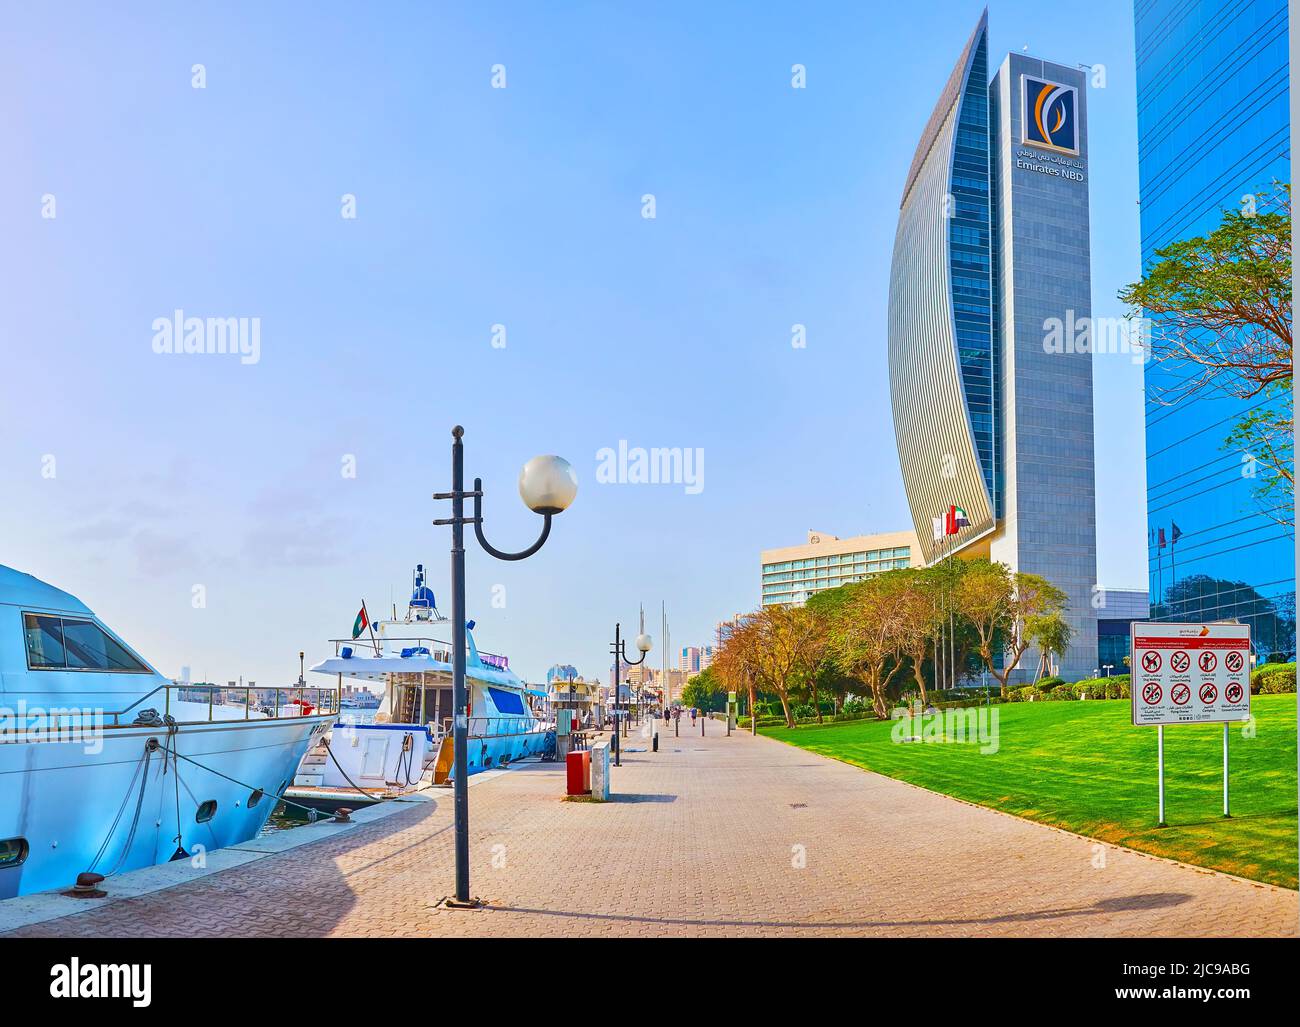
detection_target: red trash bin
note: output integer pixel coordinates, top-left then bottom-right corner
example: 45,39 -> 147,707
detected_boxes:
566,749 -> 591,795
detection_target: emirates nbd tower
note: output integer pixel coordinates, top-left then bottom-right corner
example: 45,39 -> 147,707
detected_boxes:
887,9 -> 1098,681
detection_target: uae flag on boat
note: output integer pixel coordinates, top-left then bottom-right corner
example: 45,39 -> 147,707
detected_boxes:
352,602 -> 371,640
945,505 -> 970,535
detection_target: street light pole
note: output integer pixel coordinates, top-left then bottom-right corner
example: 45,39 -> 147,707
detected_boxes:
434,425 -> 577,907
610,616 -> 651,767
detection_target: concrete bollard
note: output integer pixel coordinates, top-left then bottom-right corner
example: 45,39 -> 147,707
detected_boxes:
590,740 -> 611,800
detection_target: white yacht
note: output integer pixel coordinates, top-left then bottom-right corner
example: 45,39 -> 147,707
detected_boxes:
0,564 -> 334,900
299,564 -> 549,798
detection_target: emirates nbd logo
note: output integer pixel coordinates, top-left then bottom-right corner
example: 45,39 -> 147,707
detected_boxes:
1021,75 -> 1078,154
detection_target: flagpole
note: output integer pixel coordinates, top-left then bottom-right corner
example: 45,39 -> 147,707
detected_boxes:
1156,534 -> 1163,615
365,600 -> 381,656
1170,525 -> 1177,600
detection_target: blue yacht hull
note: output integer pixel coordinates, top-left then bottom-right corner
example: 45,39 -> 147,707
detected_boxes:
0,716 -> 328,899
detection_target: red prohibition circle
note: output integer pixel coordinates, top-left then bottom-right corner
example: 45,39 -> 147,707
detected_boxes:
1225,682 -> 1243,703
1141,682 -> 1162,705
1225,651 -> 1244,673
1141,651 -> 1161,673
1198,650 -> 1217,673
1199,683 -> 1218,704
1171,683 -> 1191,706
1170,651 -> 1190,673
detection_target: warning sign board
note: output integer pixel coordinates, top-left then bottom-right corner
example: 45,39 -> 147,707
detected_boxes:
1131,622 -> 1251,726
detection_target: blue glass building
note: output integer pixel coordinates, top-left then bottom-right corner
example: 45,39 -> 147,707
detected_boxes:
1135,0 -> 1294,660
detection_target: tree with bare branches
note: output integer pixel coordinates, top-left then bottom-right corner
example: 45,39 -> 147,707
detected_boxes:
956,559 -> 1067,698
1120,183 -> 1293,524
751,605 -> 823,729
824,576 -> 909,719
713,614 -> 761,734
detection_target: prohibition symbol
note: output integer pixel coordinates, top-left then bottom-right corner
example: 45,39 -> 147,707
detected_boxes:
1170,651 -> 1190,673
1141,682 -> 1162,705
1199,682 -> 1218,704
1225,682 -> 1244,704
1140,651 -> 1162,673
1225,651 -> 1244,673
1198,650 -> 1217,673
1171,682 -> 1191,706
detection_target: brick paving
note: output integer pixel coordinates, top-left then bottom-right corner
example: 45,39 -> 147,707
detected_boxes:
5,721 -> 1296,937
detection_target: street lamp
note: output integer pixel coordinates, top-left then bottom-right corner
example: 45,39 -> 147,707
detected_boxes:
434,425 -> 576,907
609,612 -> 652,767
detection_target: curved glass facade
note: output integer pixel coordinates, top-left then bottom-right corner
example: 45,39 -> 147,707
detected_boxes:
888,12 -> 1099,680
1135,0 -> 1294,660
888,13 -> 996,560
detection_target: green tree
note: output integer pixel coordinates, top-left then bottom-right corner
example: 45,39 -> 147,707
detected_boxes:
1119,184 -> 1292,523
681,667 -> 726,712
1025,611 -> 1072,683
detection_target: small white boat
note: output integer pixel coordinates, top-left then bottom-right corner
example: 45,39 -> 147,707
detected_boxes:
291,565 -> 550,806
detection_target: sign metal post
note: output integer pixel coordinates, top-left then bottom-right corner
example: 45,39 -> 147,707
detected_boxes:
1223,722 -> 1230,818
1157,725 -> 1165,827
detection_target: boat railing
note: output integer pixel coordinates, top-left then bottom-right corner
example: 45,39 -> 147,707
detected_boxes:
328,636 -> 452,660
328,637 -> 510,671
0,682 -> 341,738
431,715 -> 548,742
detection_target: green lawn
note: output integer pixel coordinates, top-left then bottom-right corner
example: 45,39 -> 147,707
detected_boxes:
762,695 -> 1298,889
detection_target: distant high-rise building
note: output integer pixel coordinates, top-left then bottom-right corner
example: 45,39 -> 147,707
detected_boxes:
679,647 -> 704,674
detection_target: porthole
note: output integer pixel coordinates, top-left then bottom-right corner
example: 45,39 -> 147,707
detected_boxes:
0,838 -> 29,868
195,800 -> 218,823
248,789 -> 265,809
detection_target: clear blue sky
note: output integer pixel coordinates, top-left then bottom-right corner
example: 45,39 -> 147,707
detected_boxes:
0,1 -> 1145,687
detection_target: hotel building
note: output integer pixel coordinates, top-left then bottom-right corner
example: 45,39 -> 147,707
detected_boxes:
887,10 -> 1098,680
760,530 -> 921,608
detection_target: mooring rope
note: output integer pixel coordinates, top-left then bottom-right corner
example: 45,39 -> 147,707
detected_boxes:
170,744 -> 394,822
86,740 -> 154,877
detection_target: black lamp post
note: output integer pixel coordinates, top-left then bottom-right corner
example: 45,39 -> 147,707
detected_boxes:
434,425 -> 576,907
609,612 -> 652,767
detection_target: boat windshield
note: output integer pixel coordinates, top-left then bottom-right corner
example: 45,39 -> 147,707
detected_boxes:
23,614 -> 151,673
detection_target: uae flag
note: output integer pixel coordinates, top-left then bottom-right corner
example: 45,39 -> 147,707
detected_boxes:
352,602 -> 370,640
945,505 -> 970,535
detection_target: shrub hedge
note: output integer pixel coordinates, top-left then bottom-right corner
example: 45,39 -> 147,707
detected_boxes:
1251,662 -> 1296,695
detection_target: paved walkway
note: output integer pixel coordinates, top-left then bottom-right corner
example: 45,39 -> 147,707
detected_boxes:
4,722 -> 1296,937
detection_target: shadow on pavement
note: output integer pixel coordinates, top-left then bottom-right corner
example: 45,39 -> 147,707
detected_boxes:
485,891 -> 1195,931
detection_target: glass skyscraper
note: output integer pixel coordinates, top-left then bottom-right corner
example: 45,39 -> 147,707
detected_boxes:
888,11 -> 1098,681
1135,0 -> 1294,660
